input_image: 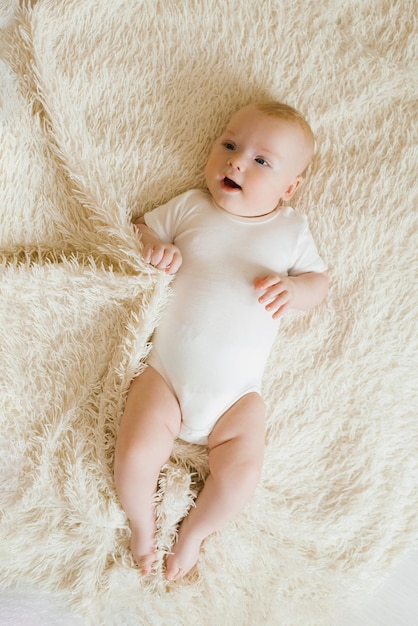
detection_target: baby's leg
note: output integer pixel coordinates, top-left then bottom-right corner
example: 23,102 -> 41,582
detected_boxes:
165,392 -> 265,581
114,366 -> 181,574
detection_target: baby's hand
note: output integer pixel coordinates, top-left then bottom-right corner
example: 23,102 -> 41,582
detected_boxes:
142,241 -> 182,275
254,274 -> 295,319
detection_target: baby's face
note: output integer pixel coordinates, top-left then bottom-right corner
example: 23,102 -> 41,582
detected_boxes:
205,105 -> 313,217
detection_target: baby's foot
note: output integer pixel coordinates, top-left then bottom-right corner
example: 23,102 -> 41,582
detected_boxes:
130,518 -> 157,575
165,524 -> 203,581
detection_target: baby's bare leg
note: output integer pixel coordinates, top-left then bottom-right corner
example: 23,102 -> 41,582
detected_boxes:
114,367 -> 181,574
165,393 -> 265,581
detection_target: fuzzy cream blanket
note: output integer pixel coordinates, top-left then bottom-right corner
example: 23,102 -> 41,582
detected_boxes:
1,1 -> 417,624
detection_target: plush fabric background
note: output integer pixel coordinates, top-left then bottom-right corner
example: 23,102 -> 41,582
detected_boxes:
0,1 -> 417,624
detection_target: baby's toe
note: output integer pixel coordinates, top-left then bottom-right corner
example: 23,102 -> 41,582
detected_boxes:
166,562 -> 184,581
136,550 -> 157,576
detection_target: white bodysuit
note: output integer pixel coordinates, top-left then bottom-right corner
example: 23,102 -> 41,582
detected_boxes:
144,189 -> 327,445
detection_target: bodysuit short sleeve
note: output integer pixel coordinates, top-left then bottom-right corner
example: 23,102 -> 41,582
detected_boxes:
288,214 -> 327,275
143,190 -> 194,243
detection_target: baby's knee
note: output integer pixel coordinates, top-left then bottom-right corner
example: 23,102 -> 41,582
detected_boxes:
239,455 -> 263,491
210,435 -> 265,489
230,447 -> 264,495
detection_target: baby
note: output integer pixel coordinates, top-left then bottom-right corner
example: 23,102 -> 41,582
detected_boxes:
114,101 -> 329,581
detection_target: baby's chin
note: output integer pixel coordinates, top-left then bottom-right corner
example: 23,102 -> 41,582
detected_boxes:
207,182 -> 280,217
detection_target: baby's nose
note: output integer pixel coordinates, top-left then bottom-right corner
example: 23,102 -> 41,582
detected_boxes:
227,153 -> 245,170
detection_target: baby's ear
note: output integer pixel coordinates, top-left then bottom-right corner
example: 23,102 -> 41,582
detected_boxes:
282,175 -> 303,201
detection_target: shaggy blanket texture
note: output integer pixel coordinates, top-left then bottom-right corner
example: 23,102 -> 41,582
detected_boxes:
1,1 -> 417,624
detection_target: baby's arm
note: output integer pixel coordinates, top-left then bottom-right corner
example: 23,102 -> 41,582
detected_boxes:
254,271 -> 329,319
134,216 -> 182,274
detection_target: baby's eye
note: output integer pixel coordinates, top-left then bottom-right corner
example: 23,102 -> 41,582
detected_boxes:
255,157 -> 269,166
224,142 -> 235,151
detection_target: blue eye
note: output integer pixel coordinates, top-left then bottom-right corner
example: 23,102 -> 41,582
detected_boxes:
255,157 -> 268,166
224,142 -> 235,151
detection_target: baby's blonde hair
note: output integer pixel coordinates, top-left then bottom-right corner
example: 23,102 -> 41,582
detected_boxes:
254,100 -> 315,148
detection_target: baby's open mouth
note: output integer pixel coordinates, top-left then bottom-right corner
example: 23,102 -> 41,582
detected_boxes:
223,176 -> 241,190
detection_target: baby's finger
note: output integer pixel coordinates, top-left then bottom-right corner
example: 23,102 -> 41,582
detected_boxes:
165,252 -> 182,274
155,248 -> 182,273
143,244 -> 169,269
271,301 -> 290,319
254,274 -> 282,291
142,243 -> 156,264
149,247 -> 166,268
258,283 -> 286,304
265,290 -> 288,311
260,292 -> 290,319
